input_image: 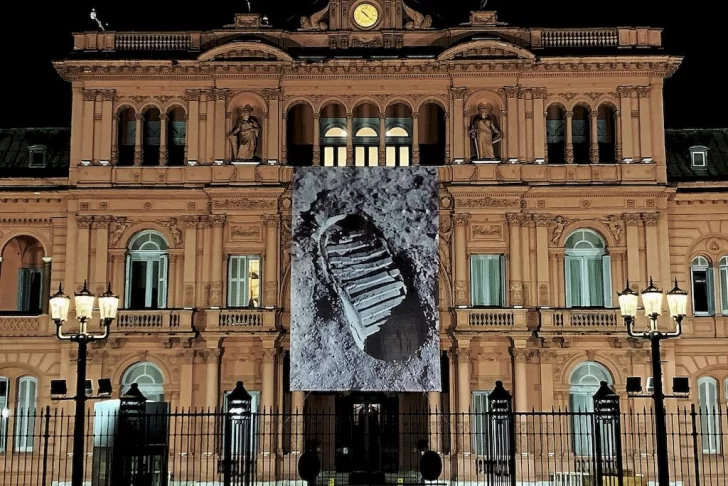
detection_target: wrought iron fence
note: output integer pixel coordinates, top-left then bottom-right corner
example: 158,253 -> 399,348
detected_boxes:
1,403 -> 728,486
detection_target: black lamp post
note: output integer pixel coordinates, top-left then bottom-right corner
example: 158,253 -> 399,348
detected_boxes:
50,281 -> 119,486
617,277 -> 688,486
224,381 -> 253,486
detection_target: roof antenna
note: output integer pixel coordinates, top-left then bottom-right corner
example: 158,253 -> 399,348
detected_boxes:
90,8 -> 107,31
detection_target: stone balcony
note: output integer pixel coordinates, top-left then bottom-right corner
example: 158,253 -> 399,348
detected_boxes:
0,314 -> 53,337
202,308 -> 277,334
540,308 -> 627,334
454,308 -> 532,333
115,309 -> 195,334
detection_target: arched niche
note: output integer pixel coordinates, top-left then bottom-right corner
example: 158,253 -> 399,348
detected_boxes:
571,104 -> 591,164
418,102 -> 446,166
353,102 -> 380,167
385,103 -> 412,167
141,106 -> 162,166
546,104 -> 566,163
320,102 -> 347,167
117,107 -> 136,166
166,106 -> 186,166
0,236 -> 45,313
466,91 -> 504,161
597,103 -> 618,163
286,102 -> 314,167
228,94 -> 266,162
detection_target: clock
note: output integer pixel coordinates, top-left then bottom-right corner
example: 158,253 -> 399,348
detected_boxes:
353,2 -> 380,29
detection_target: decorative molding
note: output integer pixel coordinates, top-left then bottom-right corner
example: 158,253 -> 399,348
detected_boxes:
230,225 -> 262,241
622,213 -> 642,226
599,215 -> 624,244
458,197 -> 521,209
641,212 -> 660,227
212,198 -> 277,210
0,218 -> 52,226
471,224 -> 503,240
550,216 -> 569,245
453,214 -> 472,227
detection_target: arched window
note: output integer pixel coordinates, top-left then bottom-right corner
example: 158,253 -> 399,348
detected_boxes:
354,126 -> 379,167
546,104 -> 566,163
564,230 -> 612,308
14,376 -> 37,452
698,377 -> 720,454
719,257 -> 728,315
0,376 -> 8,452
569,362 -> 613,456
122,362 -> 165,402
142,107 -> 162,166
691,256 -> 714,316
117,108 -> 136,165
322,126 -> 347,167
166,106 -> 186,166
125,231 -> 169,310
385,126 -> 411,167
571,105 -> 591,164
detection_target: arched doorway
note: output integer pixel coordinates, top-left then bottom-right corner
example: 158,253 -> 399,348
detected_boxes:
417,103 -> 446,166
166,106 -> 186,166
564,229 -> 612,308
385,103 -> 412,167
286,103 -> 315,166
569,361 -> 613,455
353,102 -> 380,167
546,104 -> 566,163
116,107 -> 136,166
142,107 -> 162,166
320,102 -> 347,167
0,236 -> 45,313
125,231 -> 169,310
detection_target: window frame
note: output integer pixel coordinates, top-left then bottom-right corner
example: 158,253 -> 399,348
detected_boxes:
322,125 -> 348,167
122,362 -> 165,403
719,256 -> 728,315
469,254 -> 506,307
690,146 -> 709,168
0,377 -> 8,453
27,145 -> 47,168
124,232 -> 169,310
564,230 -> 612,308
227,255 -> 262,308
14,376 -> 37,453
698,376 -> 721,454
568,362 -> 613,457
471,390 -> 491,456
690,256 -> 714,317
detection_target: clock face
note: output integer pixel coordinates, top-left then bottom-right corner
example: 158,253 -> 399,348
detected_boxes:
353,3 -> 380,29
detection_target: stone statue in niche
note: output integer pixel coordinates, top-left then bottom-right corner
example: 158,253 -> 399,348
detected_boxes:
469,103 -> 501,160
229,105 -> 261,161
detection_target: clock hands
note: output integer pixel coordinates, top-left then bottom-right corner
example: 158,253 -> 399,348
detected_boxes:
361,10 -> 372,20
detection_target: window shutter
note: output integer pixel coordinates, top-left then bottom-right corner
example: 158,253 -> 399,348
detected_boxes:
602,255 -> 613,308
158,254 -> 168,309
708,268 -> 716,316
721,265 -> 728,315
499,254 -> 506,307
17,268 -> 30,311
565,256 -> 574,308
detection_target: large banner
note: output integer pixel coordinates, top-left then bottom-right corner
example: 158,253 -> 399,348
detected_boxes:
290,166 -> 441,392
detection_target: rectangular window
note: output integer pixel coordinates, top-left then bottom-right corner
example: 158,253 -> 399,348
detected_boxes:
0,378 -> 8,453
17,268 -> 43,313
14,377 -> 37,452
691,268 -> 713,315
565,255 -> 612,308
699,379 -> 720,454
228,256 -> 262,308
324,147 -> 334,167
470,255 -> 505,307
355,146 -> 366,166
472,391 -> 490,455
692,151 -> 706,167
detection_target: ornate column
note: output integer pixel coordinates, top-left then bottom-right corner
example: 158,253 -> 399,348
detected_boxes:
263,214 -> 279,307
556,254 -> 565,307
292,391 -> 305,452
589,110 -> 600,163
159,113 -> 168,166
41,257 -> 52,315
209,215 -> 226,308
203,90 -> 214,163
185,90 -> 201,163
637,86 -> 652,159
213,89 -> 228,162
99,90 -> 115,163
642,212 -> 661,284
379,113 -> 386,166
617,87 -> 634,161
565,111 -> 574,163
506,213 -> 524,306
500,110 -> 509,161
623,213 -> 642,290
453,214 -> 471,306
75,216 -> 93,289
505,87 -> 519,161
111,115 -> 119,164
203,349 -> 221,408
92,217 -> 110,296
134,113 -> 143,165
411,112 -> 420,165
444,112 -> 451,163
532,89 -> 546,161
179,217 -> 198,309
517,89 -> 527,161
449,87 -> 467,161
263,88 -> 281,163
456,344 -> 471,454
614,110 -> 623,161
280,111 -> 288,164
428,391 -> 441,451
346,113 -> 354,166
312,112 -> 321,165
535,215 -> 551,307
82,89 -> 96,163
261,346 -> 277,413
510,344 -> 531,413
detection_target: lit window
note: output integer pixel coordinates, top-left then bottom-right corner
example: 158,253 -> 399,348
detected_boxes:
228,255 -> 262,308
354,127 -> 378,166
125,231 -> 169,310
122,362 -> 165,403
27,145 -> 47,168
385,125 -> 411,167
691,256 -> 714,316
690,146 -> 709,168
470,255 -> 505,307
323,127 -> 347,167
564,230 -> 612,308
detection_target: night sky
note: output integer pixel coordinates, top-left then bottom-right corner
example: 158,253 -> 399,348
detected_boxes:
0,1 -> 720,129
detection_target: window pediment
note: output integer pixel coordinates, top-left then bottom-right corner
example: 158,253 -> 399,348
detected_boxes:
438,40 -> 536,61
198,42 -> 293,62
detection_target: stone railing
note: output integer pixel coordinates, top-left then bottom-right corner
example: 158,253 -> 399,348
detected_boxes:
116,309 -> 194,333
541,29 -> 618,48
115,32 -> 191,51
0,314 -> 52,337
203,308 -> 277,333
540,309 -> 626,333
455,308 -> 531,332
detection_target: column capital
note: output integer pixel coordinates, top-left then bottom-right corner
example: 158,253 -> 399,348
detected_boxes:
76,215 -> 94,228
448,87 -> 470,100
83,89 -> 98,102
641,212 -> 660,227
636,86 -> 652,98
210,215 -> 226,228
617,86 -> 635,98
565,111 -> 574,118
184,89 -> 204,101
262,214 -> 280,227
502,86 -> 520,99
511,348 -> 540,364
506,212 -> 528,226
622,213 -> 643,226
534,214 -> 551,227
453,213 -> 472,227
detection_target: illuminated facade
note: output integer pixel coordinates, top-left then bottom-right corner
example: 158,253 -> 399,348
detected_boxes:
1,0 -> 726,468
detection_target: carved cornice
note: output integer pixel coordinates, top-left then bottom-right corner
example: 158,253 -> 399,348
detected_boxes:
0,217 -> 52,226
506,213 -> 529,226
457,197 -> 521,209
212,198 -> 277,210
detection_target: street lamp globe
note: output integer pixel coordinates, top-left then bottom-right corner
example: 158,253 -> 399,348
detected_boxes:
74,280 -> 96,320
618,280 -> 639,318
666,278 -> 688,319
50,284 -> 71,322
641,277 -> 664,317
98,283 -> 120,321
